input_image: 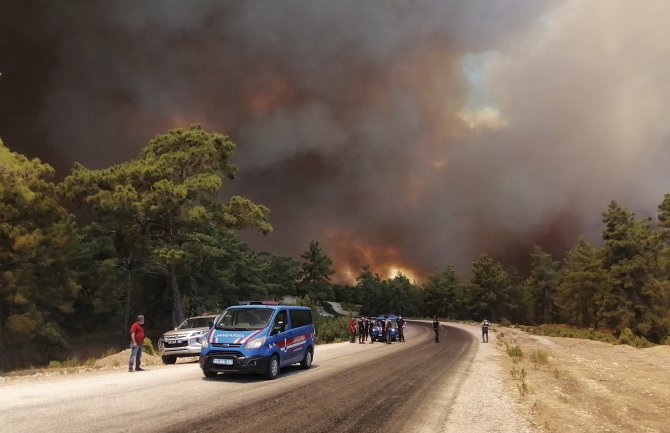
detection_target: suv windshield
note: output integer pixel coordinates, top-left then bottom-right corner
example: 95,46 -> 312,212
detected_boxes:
178,317 -> 215,329
215,308 -> 274,331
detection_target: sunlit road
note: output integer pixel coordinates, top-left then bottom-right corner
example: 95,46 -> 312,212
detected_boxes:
1,322 -> 478,433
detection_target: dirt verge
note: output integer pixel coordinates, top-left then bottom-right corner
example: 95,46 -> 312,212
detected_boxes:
494,326 -> 670,433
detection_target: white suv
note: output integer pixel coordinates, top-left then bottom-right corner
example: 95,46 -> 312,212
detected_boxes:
158,314 -> 217,364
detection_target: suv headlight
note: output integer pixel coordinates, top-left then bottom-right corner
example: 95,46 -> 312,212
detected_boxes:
245,336 -> 266,350
191,331 -> 206,343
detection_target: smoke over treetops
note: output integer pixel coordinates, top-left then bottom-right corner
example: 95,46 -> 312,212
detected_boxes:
2,1 -> 670,283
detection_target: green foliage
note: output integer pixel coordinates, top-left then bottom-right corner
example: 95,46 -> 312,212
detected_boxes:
616,327 -> 653,348
510,366 -> 530,396
47,356 -> 95,369
523,324 -> 616,343
529,349 -> 549,365
505,343 -> 524,359
600,201 -> 661,337
298,241 -> 334,301
0,140 -> 79,370
556,237 -> 605,328
142,337 -> 156,355
464,254 -> 514,322
422,265 -> 461,319
314,316 -> 350,343
61,125 -> 272,327
526,246 -> 561,324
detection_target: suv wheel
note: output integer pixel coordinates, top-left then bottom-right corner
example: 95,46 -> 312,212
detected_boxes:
265,355 -> 280,380
300,348 -> 313,370
161,355 -> 177,365
203,370 -> 218,378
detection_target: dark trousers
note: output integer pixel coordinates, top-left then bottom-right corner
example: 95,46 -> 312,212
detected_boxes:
482,330 -> 488,343
434,330 -> 439,343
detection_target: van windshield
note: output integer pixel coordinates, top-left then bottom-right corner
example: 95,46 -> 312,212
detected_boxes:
215,308 -> 274,331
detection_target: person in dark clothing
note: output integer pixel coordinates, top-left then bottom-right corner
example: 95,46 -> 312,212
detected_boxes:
432,318 -> 440,343
358,316 -> 366,343
397,316 -> 405,342
363,316 -> 369,342
481,319 -> 490,343
368,319 -> 375,344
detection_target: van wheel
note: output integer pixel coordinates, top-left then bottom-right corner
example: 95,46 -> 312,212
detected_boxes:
161,356 -> 177,365
265,355 -> 280,380
203,370 -> 218,378
300,348 -> 313,370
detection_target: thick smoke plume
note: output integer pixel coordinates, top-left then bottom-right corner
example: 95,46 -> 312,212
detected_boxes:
2,1 -> 670,282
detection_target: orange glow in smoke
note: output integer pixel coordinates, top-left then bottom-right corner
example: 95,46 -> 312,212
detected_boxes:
246,74 -> 295,116
325,228 -> 422,285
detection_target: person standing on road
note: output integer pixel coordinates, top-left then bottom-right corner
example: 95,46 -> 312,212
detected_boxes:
363,316 -> 369,342
368,319 -> 375,344
432,317 -> 440,343
129,315 -> 145,372
358,316 -> 366,344
397,316 -> 405,342
349,317 -> 357,343
481,319 -> 490,343
384,315 -> 392,344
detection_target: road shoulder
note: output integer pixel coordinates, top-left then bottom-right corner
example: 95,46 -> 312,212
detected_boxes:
442,322 -> 540,433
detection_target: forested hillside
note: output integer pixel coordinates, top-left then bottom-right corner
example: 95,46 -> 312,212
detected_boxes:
1,126 -> 669,370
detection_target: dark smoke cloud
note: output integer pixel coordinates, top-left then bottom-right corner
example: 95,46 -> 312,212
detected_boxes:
4,0 -> 668,283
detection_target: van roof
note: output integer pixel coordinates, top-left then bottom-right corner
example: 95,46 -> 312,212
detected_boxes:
227,304 -> 310,311
238,300 -> 281,305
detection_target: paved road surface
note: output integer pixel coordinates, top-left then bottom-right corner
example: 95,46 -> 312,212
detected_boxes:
1,322 -> 478,433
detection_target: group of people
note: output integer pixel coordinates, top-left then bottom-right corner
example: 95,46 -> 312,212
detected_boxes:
348,315 -> 406,344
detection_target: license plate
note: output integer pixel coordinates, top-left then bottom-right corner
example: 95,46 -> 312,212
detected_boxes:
166,339 -> 183,344
213,358 -> 233,365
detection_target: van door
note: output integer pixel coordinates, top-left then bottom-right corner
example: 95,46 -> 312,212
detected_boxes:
287,309 -> 309,363
270,310 -> 295,366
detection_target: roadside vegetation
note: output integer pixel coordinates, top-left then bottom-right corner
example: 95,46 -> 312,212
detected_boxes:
2,125 -> 670,372
521,324 -> 657,348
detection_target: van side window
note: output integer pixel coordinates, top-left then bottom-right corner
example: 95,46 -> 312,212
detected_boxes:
289,309 -> 313,328
274,311 -> 287,333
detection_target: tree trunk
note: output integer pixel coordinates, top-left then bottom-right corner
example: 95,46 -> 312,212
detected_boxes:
0,311 -> 6,371
122,271 -> 131,345
169,262 -> 185,327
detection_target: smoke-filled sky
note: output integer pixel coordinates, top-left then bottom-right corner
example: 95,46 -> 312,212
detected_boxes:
2,1 -> 670,283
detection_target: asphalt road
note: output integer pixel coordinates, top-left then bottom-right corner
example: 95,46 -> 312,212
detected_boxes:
1,322 -> 478,433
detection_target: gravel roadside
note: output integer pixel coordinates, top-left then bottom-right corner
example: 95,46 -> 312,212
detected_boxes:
443,323 -> 540,433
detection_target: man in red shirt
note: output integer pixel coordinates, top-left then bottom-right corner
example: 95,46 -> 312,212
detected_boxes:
348,317 -> 357,343
129,315 -> 145,372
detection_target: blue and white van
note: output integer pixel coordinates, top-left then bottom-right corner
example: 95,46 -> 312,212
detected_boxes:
200,304 -> 315,380
370,315 -> 399,342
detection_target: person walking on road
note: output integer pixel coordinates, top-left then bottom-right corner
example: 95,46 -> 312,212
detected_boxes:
432,317 -> 440,343
129,315 -> 145,372
397,316 -> 405,342
481,319 -> 490,343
